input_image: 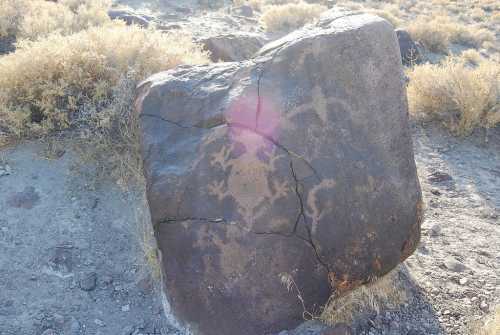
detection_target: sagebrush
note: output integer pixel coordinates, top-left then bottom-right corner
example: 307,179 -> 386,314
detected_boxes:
0,0 -> 111,41
407,15 -> 495,53
406,55 -> 500,135
0,23 -> 209,182
261,1 -> 327,32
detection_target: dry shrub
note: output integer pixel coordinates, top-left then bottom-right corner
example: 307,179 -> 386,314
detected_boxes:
236,0 -> 317,12
321,270 -> 407,325
461,49 -> 483,65
407,15 -> 495,53
491,12 -> 500,24
0,0 -> 111,41
0,23 -> 209,183
365,9 -> 402,27
471,7 -> 486,22
471,305 -> 500,335
0,0 -> 21,38
261,1 -> 327,32
406,56 -> 500,135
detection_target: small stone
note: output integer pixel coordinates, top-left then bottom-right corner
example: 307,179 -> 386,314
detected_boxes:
443,258 -> 466,272
69,317 -> 81,335
471,296 -> 478,302
429,224 -> 441,237
443,310 -> 450,315
94,318 -> 105,327
136,318 -> 146,329
479,301 -> 489,312
122,325 -> 135,335
430,188 -> 441,196
0,165 -> 11,177
0,164 -> 11,175
459,277 -> 468,285
79,272 -> 97,291
121,304 -> 130,312
428,171 -> 453,183
53,313 -> 65,326
41,330 -> 57,335
101,275 -> 113,285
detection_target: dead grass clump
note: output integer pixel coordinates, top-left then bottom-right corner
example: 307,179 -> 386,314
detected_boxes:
0,23 -> 209,183
407,16 -> 495,53
0,0 -> 22,38
0,0 -> 111,41
261,1 -> 327,33
406,56 -> 500,135
407,17 -> 449,53
321,270 -> 407,325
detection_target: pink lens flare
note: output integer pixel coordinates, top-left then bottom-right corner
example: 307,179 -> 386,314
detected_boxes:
226,91 -> 281,155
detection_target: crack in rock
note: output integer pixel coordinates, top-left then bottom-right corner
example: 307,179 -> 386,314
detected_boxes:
140,113 -> 321,180
158,216 -> 299,238
290,160 -> 331,272
255,65 -> 265,129
140,113 -> 226,129
156,160 -> 329,273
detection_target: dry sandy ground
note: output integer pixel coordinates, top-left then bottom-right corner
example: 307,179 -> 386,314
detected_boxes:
406,125 -> 500,334
0,142 -> 179,335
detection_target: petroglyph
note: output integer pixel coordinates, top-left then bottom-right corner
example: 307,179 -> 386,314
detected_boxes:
208,129 -> 291,226
305,179 -> 337,236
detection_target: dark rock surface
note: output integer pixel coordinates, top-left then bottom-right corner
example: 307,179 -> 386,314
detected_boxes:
108,8 -> 151,27
395,29 -> 422,66
232,4 -> 254,17
137,11 -> 422,335
0,35 -> 16,55
200,32 -> 266,62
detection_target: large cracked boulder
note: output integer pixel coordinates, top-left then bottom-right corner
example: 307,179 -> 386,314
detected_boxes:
136,11 -> 422,335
